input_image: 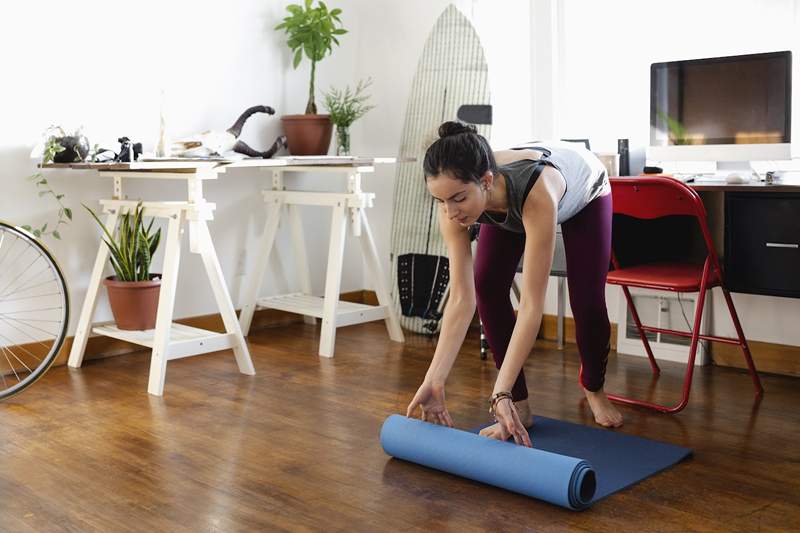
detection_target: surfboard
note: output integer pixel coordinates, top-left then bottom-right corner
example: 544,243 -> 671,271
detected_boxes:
390,4 -> 491,334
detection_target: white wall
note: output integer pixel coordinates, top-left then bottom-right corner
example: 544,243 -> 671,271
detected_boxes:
0,0 -> 362,333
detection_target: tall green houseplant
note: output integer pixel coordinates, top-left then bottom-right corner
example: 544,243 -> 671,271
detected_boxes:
275,0 -> 347,114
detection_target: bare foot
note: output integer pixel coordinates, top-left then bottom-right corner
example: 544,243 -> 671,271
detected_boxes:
479,399 -> 533,441
583,388 -> 623,428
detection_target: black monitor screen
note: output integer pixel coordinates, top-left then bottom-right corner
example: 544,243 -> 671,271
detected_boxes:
651,51 -> 791,146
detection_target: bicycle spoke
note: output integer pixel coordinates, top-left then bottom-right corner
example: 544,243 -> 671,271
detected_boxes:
0,344 -> 29,378
1,306 -> 65,315
0,315 -> 61,323
0,259 -> 47,299
0,272 -> 57,301
0,330 -> 44,366
0,235 -> 18,271
0,316 -> 55,352
1,291 -> 62,303
0,248 -> 39,296
0,314 -> 61,338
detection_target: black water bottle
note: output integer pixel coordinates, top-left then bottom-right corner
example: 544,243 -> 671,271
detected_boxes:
617,138 -> 630,176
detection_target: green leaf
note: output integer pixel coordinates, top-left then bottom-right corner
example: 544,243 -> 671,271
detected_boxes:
21,225 -> 32,231
275,22 -> 287,30
330,8 -> 341,16
41,223 -> 47,233
65,207 -> 73,220
304,0 -> 312,9
333,29 -> 347,35
293,48 -> 303,68
149,228 -> 161,257
56,194 -> 64,200
38,191 -> 47,197
53,230 -> 61,240
33,229 -> 41,238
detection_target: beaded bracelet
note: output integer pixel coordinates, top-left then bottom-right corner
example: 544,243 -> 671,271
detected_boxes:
488,391 -> 514,420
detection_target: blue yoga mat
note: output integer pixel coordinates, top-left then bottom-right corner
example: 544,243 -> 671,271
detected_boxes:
380,414 -> 692,510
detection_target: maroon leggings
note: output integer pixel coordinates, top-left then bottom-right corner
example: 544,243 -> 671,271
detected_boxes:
474,193 -> 612,400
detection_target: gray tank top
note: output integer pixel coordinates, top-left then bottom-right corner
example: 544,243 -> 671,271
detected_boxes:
476,142 -> 609,232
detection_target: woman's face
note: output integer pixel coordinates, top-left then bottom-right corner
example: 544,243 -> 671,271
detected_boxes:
426,171 -> 489,227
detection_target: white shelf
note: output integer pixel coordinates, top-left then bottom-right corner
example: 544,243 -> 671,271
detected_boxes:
256,293 -> 389,327
92,323 -> 237,361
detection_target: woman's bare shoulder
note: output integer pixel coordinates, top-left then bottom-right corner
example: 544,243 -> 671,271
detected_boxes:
493,149 -> 544,166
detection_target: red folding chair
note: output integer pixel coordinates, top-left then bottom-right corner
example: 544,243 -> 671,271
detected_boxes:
606,176 -> 763,413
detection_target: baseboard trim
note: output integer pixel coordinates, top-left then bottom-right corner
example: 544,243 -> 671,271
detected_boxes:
49,290 -> 800,378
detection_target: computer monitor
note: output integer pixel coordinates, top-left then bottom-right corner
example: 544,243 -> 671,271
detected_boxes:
647,51 -> 792,173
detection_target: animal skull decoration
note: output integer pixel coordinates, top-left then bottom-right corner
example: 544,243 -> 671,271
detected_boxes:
172,105 -> 287,158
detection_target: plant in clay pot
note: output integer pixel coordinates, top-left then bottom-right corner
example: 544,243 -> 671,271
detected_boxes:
84,201 -> 163,331
275,0 -> 347,155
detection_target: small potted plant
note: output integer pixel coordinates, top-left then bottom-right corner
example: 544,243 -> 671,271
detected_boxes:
275,0 -> 347,155
24,131 -> 75,240
84,201 -> 162,331
45,126 -> 91,163
322,78 -> 375,156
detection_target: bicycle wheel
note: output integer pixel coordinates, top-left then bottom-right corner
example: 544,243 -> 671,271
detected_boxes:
0,221 -> 69,400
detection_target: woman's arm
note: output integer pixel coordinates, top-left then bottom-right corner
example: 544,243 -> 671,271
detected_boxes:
493,168 -> 563,395
406,205 -> 475,425
424,205 -> 476,385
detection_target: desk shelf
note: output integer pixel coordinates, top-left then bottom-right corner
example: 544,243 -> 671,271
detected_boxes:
256,293 -> 389,327
92,323 -> 237,361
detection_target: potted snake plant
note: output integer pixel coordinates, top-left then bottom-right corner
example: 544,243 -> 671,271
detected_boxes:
84,201 -> 162,330
275,0 -> 347,155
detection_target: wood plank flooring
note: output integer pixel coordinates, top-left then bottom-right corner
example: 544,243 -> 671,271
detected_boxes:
1,322 -> 798,532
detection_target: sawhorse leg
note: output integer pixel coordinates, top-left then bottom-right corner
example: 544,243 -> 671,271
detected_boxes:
289,204 -> 316,325
358,209 -> 404,343
147,212 -> 183,396
195,219 -> 255,375
68,211 -> 119,368
319,203 -> 347,358
239,199 -> 283,335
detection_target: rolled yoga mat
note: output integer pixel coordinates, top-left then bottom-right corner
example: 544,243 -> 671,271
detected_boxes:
380,414 -> 692,511
381,415 -> 596,510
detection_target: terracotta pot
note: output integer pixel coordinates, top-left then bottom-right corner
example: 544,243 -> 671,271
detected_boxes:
103,275 -> 161,331
281,114 -> 333,155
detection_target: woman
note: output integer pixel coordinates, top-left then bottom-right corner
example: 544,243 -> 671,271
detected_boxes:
405,121 -> 623,448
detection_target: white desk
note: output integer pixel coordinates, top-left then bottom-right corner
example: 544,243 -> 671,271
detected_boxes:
233,158 -> 405,357
43,161 -> 256,396
44,156 -> 405,393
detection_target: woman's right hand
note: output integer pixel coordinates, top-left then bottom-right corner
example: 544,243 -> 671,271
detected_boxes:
406,380 -> 454,427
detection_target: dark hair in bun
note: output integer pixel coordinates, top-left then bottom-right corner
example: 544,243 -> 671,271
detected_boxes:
424,121 -> 496,184
438,121 -> 477,138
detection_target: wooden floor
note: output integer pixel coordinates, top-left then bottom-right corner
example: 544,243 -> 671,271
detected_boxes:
2,322 -> 799,532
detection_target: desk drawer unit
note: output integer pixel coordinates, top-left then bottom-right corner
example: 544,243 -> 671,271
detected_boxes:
725,193 -> 800,298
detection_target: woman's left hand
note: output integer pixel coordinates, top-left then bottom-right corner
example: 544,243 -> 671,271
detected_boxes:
493,398 -> 533,447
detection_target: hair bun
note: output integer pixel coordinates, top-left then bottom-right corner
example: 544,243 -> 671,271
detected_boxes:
438,121 -> 477,138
